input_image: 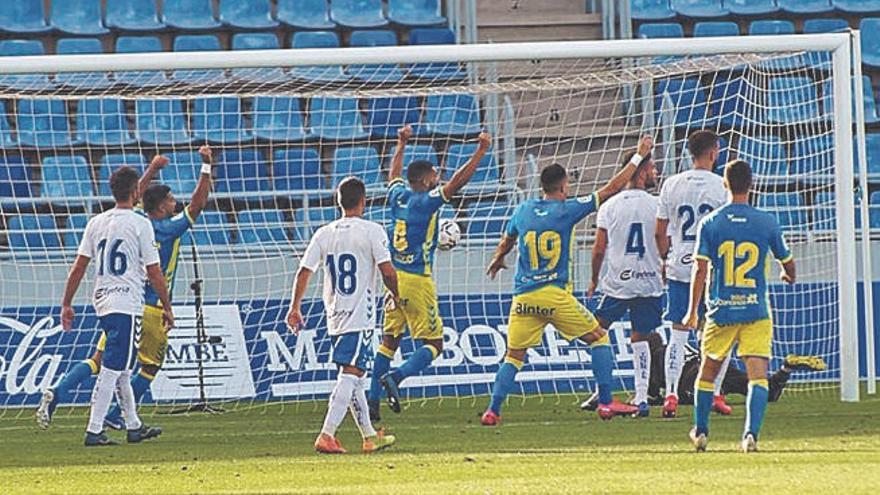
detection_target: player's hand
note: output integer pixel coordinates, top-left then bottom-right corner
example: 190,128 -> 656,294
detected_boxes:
486,257 -> 507,280
198,145 -> 213,165
636,134 -> 654,157
587,280 -> 598,299
162,307 -> 175,331
150,155 -> 169,170
682,311 -> 699,330
476,131 -> 491,151
780,270 -> 795,285
384,292 -> 399,312
286,307 -> 304,335
60,305 -> 75,332
397,125 -> 412,144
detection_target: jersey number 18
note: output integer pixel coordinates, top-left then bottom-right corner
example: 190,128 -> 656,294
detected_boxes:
326,253 -> 358,296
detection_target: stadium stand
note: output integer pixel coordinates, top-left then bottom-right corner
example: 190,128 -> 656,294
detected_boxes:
332,147 -> 385,187
76,99 -> 137,146
135,99 -> 193,145
387,0 -> 446,26
218,0 -> 278,29
105,0 -> 166,31
631,0 -> 677,20
252,97 -> 310,142
330,0 -> 389,28
163,0 -> 222,30
0,0 -> 51,34
364,97 -> 423,138
56,39 -> 114,89
724,0 -> 780,16
50,0 -> 109,35
277,0 -> 336,29
671,0 -> 729,18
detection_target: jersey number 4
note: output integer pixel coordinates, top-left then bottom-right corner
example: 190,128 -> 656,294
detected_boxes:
718,240 -> 759,288
326,254 -> 358,296
97,239 -> 128,276
625,223 -> 646,258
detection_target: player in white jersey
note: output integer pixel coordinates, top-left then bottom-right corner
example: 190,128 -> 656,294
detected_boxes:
589,149 -> 662,417
58,166 -> 174,446
654,130 -> 732,418
287,177 -> 400,455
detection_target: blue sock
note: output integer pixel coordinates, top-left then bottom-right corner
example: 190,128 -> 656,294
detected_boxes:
590,345 -> 614,405
694,380 -> 715,436
390,344 -> 437,382
489,360 -> 522,415
745,379 -> 769,439
107,371 -> 154,423
368,345 -> 394,403
53,360 -> 96,404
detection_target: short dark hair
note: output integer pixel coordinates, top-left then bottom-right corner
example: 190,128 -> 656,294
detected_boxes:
407,160 -> 435,185
621,149 -> 653,173
109,166 -> 140,203
143,184 -> 171,213
724,159 -> 752,194
337,176 -> 366,210
687,130 -> 719,160
540,163 -> 568,193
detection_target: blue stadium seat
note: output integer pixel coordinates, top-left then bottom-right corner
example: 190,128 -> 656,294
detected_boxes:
76,99 -> 136,146
162,0 -> 221,29
768,77 -> 821,124
364,97 -> 423,138
803,18 -> 849,33
0,156 -> 33,202
833,0 -> 880,13
272,148 -> 323,193
748,19 -> 795,36
423,94 -> 482,136
693,21 -> 740,36
737,135 -> 788,181
115,37 -> 169,87
778,0 -> 833,13
17,100 -> 80,148
0,40 -> 53,91
231,33 -> 285,82
711,77 -> 755,127
387,0 -> 446,26
290,31 -> 349,81
105,0 -> 166,31
8,215 -> 61,251
386,144 -> 438,177
822,77 -> 880,125
277,0 -> 335,29
238,210 -> 289,243
466,201 -> 514,239
859,132 -> 880,179
812,191 -> 837,231
293,207 -> 337,242
332,146 -> 383,187
364,205 -> 390,227
63,214 -> 90,248
135,99 -> 193,145
192,97 -> 253,143
219,0 -> 277,29
791,134 -> 833,176
654,78 -> 709,128
408,28 -> 466,79
98,154 -> 146,196
161,152 -> 201,196
309,98 -> 369,140
56,39 -> 113,89
183,211 -> 235,245
862,19 -> 880,68
41,156 -> 94,201
0,1 -> 50,33
631,0 -> 676,20
443,144 -> 498,184
0,101 -> 19,149
672,0 -> 729,18
252,97 -> 309,141
349,30 -> 405,83
637,22 -> 684,39
50,0 -> 109,35
756,193 -> 807,231
172,35 -> 226,84
215,149 -> 270,196
870,192 -> 880,230
330,0 -> 388,28
724,0 -> 779,15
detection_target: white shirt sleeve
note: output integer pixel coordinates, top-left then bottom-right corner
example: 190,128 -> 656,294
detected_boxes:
300,228 -> 324,272
656,180 -> 670,220
370,224 -> 392,265
76,218 -> 96,259
140,218 -> 160,267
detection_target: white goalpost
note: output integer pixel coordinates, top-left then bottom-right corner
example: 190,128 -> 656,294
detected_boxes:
0,32 -> 867,418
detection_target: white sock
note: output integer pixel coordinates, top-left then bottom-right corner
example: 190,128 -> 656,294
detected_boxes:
349,378 -> 377,439
115,370 -> 142,430
632,341 -> 651,405
665,330 -> 689,398
321,373 -> 358,437
87,367 -> 121,434
714,353 -> 732,395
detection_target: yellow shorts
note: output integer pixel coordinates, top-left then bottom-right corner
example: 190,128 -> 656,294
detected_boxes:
702,318 -> 772,361
96,305 -> 167,367
507,285 -> 605,350
384,270 -> 443,340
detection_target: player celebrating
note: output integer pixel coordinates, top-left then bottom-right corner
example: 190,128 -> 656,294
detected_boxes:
369,125 -> 491,419
58,166 -> 173,446
589,149 -> 662,417
287,177 -> 400,454
686,160 -> 796,453
480,135 -> 655,425
655,130 -> 731,418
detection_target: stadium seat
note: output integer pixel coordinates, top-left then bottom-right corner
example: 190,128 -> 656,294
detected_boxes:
654,78 -> 709,128
162,152 -> 201,196
859,132 -> 880,179
309,98 -> 369,140
50,0 -> 109,35
387,0 -> 446,26
293,207 -> 337,242
183,211 -> 236,245
41,156 -> 94,201
671,0 -> 729,18
0,40 -> 54,91
712,77 -> 748,127
192,97 -> 253,144
724,0 -> 779,15
862,19 -> 880,69
768,77 -> 821,124
8,215 -> 61,251
871,192 -> 880,229
289,31 -> 349,81
98,154 -> 146,196
17,100 -> 80,148
822,77 -> 880,125
115,37 -> 169,87
466,201 -> 514,239
386,144 -> 438,178
0,102 -> 19,149
56,39 -> 113,89
231,33 -> 284,82
631,0 -> 676,20
803,18 -> 849,33
332,146 -> 384,187
252,96 -> 309,141
272,148 -> 323,193
218,0 -> 277,29
811,191 -> 838,231
63,214 -> 90,247
162,0 -> 221,29
693,21 -> 740,36
756,193 -> 807,231
791,134 -> 833,176
0,0 -> 50,33
76,99 -> 137,146
748,20 -> 795,36
277,0 -> 335,29
637,22 -> 684,39
135,99 -> 193,145
444,144 -> 499,184
408,28 -> 466,79
0,156 -> 34,202
105,0 -> 166,31
349,30 -> 405,83
424,94 -> 482,136
778,0 -> 833,14
215,149 -> 271,196
172,35 -> 226,84
238,209 -> 289,243
364,97 -> 423,138
330,0 -> 388,28
737,135 -> 788,181
833,0 -> 880,13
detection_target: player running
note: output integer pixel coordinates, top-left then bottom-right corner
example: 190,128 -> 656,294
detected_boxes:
57,166 -> 173,446
589,149 -> 662,417
480,135 -> 655,425
655,130 -> 732,419
368,125 -> 490,420
686,159 -> 796,453
287,177 -> 400,454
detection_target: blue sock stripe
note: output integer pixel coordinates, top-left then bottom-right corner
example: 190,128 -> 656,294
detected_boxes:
694,389 -> 714,435
746,381 -> 769,439
591,345 -> 614,405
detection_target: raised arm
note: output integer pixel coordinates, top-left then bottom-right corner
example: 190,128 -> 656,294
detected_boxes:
60,255 -> 91,331
486,234 -> 516,280
596,134 -> 654,204
389,125 -> 412,183
683,258 -> 709,329
186,145 -> 215,221
138,155 -> 169,197
588,228 -> 608,298
146,263 -> 174,330
441,131 -> 491,200
286,267 -> 314,335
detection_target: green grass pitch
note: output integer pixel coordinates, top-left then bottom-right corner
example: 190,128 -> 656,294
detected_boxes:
1,392 -> 878,494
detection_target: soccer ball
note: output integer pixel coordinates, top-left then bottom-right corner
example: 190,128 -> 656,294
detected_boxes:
437,219 -> 461,251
